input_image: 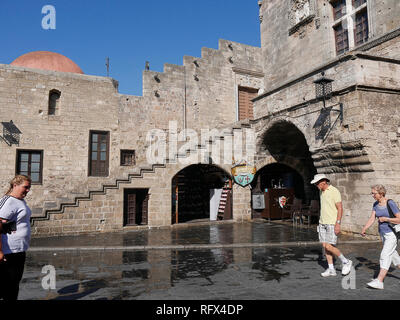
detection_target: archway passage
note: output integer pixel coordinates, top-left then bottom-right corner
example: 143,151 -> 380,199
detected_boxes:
172,165 -> 232,224
258,120 -> 318,206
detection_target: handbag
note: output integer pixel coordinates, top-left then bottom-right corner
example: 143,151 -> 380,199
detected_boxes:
386,199 -> 400,239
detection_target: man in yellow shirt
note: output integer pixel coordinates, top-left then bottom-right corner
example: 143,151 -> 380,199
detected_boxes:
311,174 -> 353,277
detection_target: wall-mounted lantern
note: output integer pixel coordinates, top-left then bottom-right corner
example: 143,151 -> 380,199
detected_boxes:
314,72 -> 333,109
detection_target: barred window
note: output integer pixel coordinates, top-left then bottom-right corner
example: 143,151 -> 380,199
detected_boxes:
120,150 -> 136,166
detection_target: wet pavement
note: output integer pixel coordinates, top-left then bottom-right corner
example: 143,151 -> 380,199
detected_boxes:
18,220 -> 400,300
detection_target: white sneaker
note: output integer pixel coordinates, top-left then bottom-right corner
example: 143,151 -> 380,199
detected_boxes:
341,260 -> 353,276
321,268 -> 337,277
367,279 -> 384,290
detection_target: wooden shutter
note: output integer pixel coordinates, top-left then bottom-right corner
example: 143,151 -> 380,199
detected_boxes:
238,87 -> 258,121
141,193 -> 149,225
126,193 -> 136,226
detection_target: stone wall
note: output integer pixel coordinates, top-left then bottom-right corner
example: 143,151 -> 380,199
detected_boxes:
0,38 -> 262,235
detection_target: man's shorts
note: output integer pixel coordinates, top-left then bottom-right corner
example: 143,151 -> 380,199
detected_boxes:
318,224 -> 337,245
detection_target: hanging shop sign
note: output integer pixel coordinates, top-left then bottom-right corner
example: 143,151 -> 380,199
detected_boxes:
231,161 -> 256,187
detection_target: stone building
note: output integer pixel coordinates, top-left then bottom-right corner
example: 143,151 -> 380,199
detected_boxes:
0,0 -> 399,237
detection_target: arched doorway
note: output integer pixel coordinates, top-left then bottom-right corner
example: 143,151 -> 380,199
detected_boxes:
257,120 -> 318,208
171,164 -> 232,224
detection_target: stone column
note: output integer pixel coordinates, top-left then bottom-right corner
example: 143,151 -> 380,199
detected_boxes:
232,184 -> 252,222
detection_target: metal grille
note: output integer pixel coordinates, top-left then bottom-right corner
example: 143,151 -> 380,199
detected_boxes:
314,78 -> 333,100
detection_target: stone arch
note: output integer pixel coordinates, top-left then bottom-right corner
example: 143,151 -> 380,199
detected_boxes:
256,119 -> 317,202
171,164 -> 233,224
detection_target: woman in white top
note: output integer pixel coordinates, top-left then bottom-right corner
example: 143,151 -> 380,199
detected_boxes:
0,175 -> 32,301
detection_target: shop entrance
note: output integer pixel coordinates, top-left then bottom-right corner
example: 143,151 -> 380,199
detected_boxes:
171,165 -> 232,224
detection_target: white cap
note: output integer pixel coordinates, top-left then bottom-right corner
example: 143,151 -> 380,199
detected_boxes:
310,174 -> 330,185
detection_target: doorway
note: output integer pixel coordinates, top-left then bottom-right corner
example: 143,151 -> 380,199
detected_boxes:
171,165 -> 232,224
123,188 -> 149,226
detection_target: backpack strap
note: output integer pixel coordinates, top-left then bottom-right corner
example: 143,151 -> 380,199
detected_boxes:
387,199 -> 396,219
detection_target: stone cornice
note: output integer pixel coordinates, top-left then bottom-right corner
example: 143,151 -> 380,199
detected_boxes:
254,52 -> 400,103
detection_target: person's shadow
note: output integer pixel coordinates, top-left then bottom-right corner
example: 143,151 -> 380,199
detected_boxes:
50,279 -> 107,300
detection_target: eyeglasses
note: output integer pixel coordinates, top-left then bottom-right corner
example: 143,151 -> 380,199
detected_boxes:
371,192 -> 379,195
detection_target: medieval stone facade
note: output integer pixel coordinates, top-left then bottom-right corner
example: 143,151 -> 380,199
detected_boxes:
0,0 -> 399,237
255,0 -> 400,234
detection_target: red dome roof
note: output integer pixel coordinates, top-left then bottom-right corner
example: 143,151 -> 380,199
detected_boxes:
10,51 -> 83,74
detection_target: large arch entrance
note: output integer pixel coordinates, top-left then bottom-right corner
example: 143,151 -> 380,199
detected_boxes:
255,120 -> 318,219
171,164 -> 232,224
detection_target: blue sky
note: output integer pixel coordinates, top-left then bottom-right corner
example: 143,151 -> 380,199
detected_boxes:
0,0 -> 261,96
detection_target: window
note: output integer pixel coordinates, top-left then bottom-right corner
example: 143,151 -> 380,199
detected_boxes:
334,23 -> 349,55
48,90 -> 61,115
120,150 -> 136,166
89,131 -> 109,177
354,9 -> 369,46
353,0 -> 367,8
16,150 -> 43,184
332,0 -> 346,20
124,189 -> 149,226
331,0 -> 369,55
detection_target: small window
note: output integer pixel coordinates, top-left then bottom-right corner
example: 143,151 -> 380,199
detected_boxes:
16,150 -> 43,184
48,90 -> 61,115
120,150 -> 136,166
